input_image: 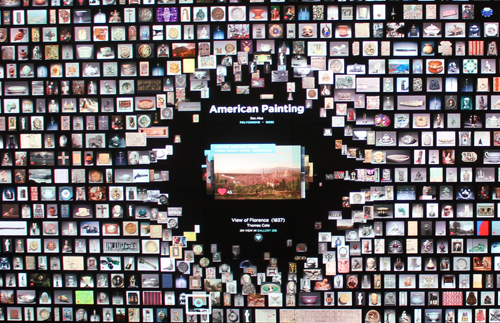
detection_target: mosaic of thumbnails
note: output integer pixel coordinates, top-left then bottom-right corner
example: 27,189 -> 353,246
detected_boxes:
1,0 -> 500,321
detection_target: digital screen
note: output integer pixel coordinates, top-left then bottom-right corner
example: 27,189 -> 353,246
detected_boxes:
0,0 -> 498,322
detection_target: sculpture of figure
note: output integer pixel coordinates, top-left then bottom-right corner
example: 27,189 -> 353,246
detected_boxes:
314,279 -> 331,290
400,311 -> 410,323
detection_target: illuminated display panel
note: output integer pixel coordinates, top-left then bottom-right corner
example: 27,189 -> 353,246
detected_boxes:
0,0 -> 499,322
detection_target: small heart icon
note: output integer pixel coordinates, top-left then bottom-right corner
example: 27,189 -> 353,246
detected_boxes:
217,188 -> 227,195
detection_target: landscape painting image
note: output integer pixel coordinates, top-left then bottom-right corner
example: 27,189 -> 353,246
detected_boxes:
213,145 -> 302,200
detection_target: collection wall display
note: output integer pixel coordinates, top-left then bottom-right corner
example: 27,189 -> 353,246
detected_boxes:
1,0 -> 500,321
